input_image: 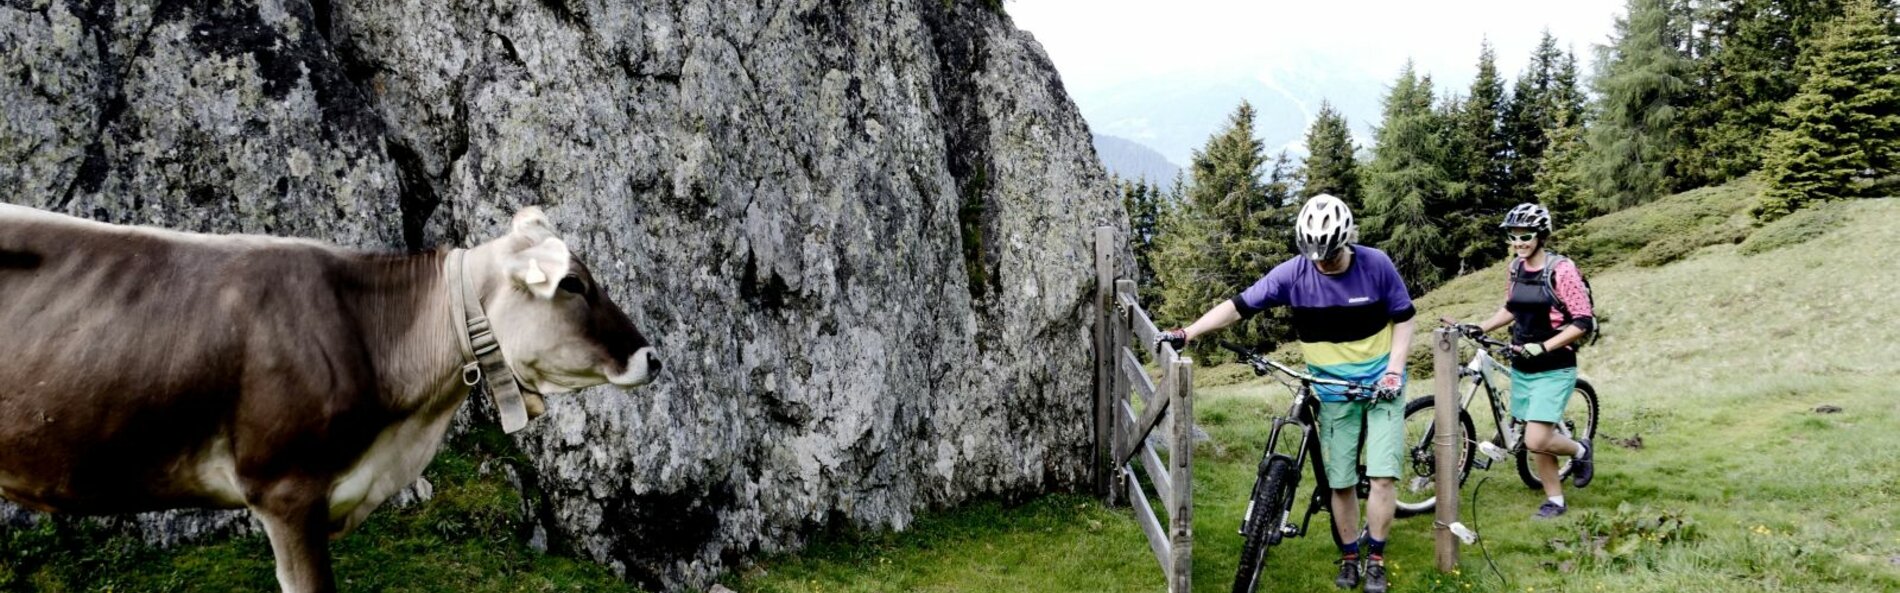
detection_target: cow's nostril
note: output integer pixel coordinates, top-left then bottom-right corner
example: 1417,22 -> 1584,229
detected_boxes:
648,357 -> 662,374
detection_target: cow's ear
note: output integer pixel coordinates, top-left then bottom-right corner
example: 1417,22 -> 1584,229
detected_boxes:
505,237 -> 571,299
510,207 -> 557,244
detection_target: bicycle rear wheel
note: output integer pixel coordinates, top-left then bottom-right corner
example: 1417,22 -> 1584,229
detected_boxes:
1395,396 -> 1474,517
1516,378 -> 1599,489
1233,453 -> 1297,593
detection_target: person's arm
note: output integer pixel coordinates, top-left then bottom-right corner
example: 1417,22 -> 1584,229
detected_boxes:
1476,307 -> 1513,333
1181,300 -> 1242,342
1541,325 -> 1587,350
1385,318 -> 1415,375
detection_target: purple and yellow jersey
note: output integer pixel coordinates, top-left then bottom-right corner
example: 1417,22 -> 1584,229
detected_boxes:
1232,245 -> 1416,402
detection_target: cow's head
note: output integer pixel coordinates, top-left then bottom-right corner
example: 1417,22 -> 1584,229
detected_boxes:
475,208 -> 660,411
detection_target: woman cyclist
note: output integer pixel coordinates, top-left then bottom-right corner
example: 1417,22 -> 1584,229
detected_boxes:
1451,203 -> 1595,519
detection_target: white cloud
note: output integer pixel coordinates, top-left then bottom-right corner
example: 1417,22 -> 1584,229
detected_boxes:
1011,0 -> 1623,94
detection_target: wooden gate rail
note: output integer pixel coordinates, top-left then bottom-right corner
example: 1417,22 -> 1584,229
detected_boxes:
1094,226 -> 1193,593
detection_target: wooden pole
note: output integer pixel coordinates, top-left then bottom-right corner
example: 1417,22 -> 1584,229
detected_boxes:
1432,328 -> 1461,571
1167,357 -> 1194,593
1093,226 -> 1116,501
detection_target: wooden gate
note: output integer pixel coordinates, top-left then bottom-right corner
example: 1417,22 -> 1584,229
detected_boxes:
1094,227 -> 1194,593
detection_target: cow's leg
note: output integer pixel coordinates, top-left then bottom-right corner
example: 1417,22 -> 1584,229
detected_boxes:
250,478 -> 337,593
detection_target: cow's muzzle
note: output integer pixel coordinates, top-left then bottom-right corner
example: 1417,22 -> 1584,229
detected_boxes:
607,347 -> 661,387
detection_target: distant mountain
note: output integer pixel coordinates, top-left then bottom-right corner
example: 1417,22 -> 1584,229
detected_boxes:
1093,134 -> 1181,189
1074,63 -> 1387,170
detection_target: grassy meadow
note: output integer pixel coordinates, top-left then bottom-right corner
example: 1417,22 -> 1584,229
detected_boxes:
736,183 -> 1900,593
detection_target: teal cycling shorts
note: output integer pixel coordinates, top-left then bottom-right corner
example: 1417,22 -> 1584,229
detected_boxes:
1510,366 -> 1579,424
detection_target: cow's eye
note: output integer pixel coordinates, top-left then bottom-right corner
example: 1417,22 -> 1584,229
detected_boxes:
558,276 -> 586,295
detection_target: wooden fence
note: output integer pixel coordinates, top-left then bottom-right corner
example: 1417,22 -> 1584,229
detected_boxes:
1094,227 -> 1194,593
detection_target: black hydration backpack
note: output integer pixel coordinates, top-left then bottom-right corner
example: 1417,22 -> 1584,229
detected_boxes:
1512,251 -> 1600,349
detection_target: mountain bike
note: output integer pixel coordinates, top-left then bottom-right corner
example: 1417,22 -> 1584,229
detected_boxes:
1390,322 -> 1600,516
1220,342 -> 1390,593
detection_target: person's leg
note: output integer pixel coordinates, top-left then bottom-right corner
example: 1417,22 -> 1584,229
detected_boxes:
1361,395 -> 1405,543
1319,401 -> 1367,589
1514,368 -> 1582,518
1320,400 -> 1368,545
1524,421 -> 1569,499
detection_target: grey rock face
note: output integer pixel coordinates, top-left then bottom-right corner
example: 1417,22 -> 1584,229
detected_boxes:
0,0 -> 1124,589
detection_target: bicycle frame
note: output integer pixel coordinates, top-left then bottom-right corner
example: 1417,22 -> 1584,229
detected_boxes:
1457,341 -> 1525,467
1230,345 -> 1378,548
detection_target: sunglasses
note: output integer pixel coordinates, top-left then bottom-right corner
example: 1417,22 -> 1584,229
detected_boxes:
1505,232 -> 1540,243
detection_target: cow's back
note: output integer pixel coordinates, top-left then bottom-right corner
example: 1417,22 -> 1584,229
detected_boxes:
0,206 -> 335,512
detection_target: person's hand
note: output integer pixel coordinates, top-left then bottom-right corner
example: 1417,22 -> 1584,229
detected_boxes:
1374,372 -> 1403,401
1443,318 -> 1482,337
1511,342 -> 1547,359
1157,329 -> 1189,352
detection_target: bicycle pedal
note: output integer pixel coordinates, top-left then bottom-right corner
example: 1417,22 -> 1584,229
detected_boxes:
1477,441 -> 1508,462
1472,457 -> 1493,470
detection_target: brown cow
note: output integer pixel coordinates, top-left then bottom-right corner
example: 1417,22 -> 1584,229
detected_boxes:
0,204 -> 660,593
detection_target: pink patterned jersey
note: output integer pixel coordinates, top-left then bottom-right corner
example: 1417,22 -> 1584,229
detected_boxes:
1505,258 -> 1592,329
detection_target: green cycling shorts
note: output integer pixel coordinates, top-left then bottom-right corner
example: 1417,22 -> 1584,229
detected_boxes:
1509,366 -> 1578,424
1318,397 -> 1406,490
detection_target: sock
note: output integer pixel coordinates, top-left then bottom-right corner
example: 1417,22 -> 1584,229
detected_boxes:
1367,537 -> 1386,562
1339,539 -> 1359,559
1575,442 -> 1588,458
1549,495 -> 1566,507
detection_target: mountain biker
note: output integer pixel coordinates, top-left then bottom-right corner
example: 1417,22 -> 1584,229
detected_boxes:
1449,202 -> 1596,520
1159,194 -> 1415,593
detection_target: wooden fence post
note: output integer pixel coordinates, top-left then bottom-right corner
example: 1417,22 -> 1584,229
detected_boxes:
1094,226 -> 1116,501
1168,357 -> 1193,593
1432,328 -> 1461,571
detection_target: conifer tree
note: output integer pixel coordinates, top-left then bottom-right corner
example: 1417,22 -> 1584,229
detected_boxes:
1582,0 -> 1693,211
1363,62 -> 1453,291
1690,0 -> 1849,183
1301,101 -> 1363,205
1152,102 -> 1296,357
1758,0 -> 1900,218
1121,177 -> 1167,308
1444,41 -> 1514,273
1503,31 -> 1565,204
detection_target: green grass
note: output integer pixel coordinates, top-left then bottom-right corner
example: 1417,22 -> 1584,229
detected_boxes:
737,192 -> 1900,593
0,428 -> 643,593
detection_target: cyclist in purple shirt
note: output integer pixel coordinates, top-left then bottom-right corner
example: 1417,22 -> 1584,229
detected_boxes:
1160,194 -> 1415,593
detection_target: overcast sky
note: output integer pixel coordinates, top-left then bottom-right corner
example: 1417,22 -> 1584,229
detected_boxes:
1008,0 -> 1630,163
1010,0 -> 1626,94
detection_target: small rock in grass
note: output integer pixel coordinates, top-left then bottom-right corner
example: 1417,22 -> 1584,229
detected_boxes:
1813,405 -> 1842,414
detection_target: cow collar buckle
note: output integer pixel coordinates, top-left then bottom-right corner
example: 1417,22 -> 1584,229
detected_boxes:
446,249 -> 534,434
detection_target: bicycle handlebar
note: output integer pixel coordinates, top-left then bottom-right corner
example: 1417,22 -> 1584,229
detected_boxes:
1438,320 -> 1516,357
1220,342 -> 1379,398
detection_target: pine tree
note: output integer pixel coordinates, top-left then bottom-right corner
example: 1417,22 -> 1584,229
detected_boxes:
1534,107 -> 1592,222
1121,177 -> 1167,309
1153,102 -> 1296,358
1443,41 -> 1515,273
1758,0 -> 1900,218
1583,0 -> 1693,211
1503,31 -> 1566,205
1678,0 -> 1849,185
1363,62 -> 1453,291
1301,101 -> 1363,205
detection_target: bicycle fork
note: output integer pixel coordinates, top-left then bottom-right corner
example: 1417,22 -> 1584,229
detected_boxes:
1238,415 -> 1313,543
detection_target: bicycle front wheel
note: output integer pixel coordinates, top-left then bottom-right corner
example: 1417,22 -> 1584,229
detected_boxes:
1516,378 -> 1600,490
1233,453 -> 1297,593
1395,396 -> 1475,518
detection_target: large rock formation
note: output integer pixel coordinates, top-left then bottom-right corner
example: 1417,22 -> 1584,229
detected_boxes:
0,0 -> 1124,589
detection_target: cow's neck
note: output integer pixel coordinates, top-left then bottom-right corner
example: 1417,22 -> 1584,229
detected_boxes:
340,248 -> 476,415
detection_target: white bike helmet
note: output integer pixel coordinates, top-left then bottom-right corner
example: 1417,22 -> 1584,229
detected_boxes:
1500,203 -> 1553,235
1295,194 -> 1356,261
